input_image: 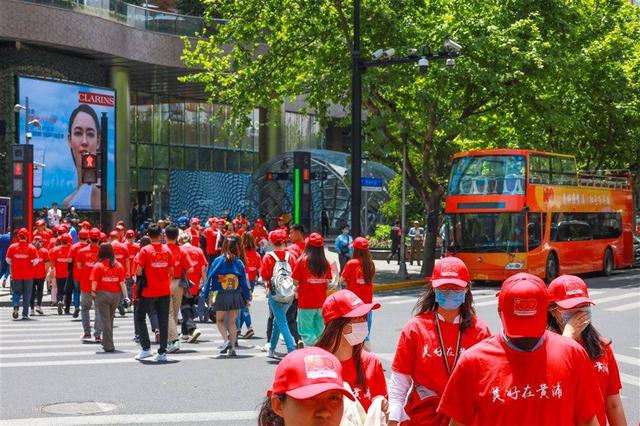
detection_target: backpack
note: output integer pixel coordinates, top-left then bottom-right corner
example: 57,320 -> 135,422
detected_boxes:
267,251 -> 295,304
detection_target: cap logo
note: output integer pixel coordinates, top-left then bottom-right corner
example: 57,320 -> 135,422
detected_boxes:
344,291 -> 362,307
513,298 -> 538,316
563,281 -> 584,296
304,355 -> 338,380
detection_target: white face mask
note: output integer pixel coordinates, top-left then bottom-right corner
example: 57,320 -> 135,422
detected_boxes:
343,321 -> 368,346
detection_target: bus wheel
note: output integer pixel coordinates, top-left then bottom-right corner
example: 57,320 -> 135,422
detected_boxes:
603,248 -> 613,277
545,253 -> 558,284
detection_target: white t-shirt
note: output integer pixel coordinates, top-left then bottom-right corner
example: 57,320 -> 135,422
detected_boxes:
47,208 -> 62,226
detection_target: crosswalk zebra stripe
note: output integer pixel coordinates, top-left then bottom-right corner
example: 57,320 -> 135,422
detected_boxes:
605,300 -> 640,312
591,293 -> 640,304
619,373 -> 640,387
614,353 -> 640,367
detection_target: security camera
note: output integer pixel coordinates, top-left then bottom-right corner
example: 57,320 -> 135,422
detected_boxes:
446,58 -> 456,68
372,49 -> 384,60
29,119 -> 41,128
13,104 -> 24,113
407,48 -> 418,57
417,57 -> 429,74
26,131 -> 33,140
444,39 -> 462,53
383,48 -> 396,59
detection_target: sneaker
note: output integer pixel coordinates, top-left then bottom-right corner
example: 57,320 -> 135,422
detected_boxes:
154,330 -> 160,344
64,309 -> 70,315
133,335 -> 140,343
166,340 -> 180,354
220,343 -> 231,354
12,307 -> 19,319
154,352 -> 167,362
267,349 -> 276,358
81,333 -> 92,340
135,349 -> 153,360
22,315 -> 30,320
242,329 -> 254,339
30,309 -> 35,316
218,340 -> 229,349
180,334 -> 189,342
117,304 -> 126,316
57,302 -> 63,315
94,335 -> 102,343
228,348 -> 237,357
187,329 -> 201,343
72,308 -> 79,318
126,306 -> 133,313
296,340 -> 305,349
260,342 -> 269,352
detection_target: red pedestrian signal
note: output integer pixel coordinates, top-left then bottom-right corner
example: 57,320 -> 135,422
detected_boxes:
82,153 -> 97,170
13,163 -> 23,177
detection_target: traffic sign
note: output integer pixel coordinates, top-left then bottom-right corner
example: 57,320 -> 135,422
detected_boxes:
361,177 -> 384,192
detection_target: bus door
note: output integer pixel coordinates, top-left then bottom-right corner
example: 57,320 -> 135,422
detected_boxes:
526,212 -> 547,278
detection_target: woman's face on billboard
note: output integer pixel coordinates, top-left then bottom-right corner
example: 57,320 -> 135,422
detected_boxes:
68,111 -> 99,159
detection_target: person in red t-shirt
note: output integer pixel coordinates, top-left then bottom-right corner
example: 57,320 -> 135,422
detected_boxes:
33,219 -> 52,246
178,232 -> 207,343
251,218 -> 269,254
340,237 -> 376,350
236,232 -> 262,339
165,225 -> 194,353
389,257 -> 491,426
6,228 -> 38,319
109,231 -> 130,317
187,218 -> 202,249
30,236 -> 50,315
287,224 -> 306,260
437,273 -> 600,426
277,216 -> 289,241
134,224 -> 174,362
77,228 -> 102,341
203,219 -> 223,263
292,233 -> 333,346
90,243 -> 129,353
316,289 -> 387,415
547,275 -> 627,426
124,229 -> 139,308
67,228 -> 89,317
49,233 -> 73,315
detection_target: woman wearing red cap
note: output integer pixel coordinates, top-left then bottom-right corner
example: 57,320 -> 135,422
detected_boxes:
30,235 -> 50,316
340,237 -> 375,348
316,289 -> 388,416
547,275 -> 627,426
49,234 -> 73,315
236,232 -> 261,339
389,257 -> 490,426
259,347 -> 353,426
292,232 -> 333,346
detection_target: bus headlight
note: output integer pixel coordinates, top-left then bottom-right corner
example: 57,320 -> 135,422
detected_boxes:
505,262 -> 525,270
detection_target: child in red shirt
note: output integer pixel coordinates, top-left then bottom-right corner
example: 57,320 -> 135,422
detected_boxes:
236,233 -> 262,339
30,236 -> 50,315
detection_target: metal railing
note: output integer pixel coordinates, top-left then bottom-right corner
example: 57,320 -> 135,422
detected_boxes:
19,0 -> 224,37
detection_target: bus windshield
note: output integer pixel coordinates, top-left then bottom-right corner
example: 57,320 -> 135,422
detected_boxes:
447,213 -> 526,253
448,155 -> 526,195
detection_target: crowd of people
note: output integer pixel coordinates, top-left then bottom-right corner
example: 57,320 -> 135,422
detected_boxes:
0,210 -> 629,425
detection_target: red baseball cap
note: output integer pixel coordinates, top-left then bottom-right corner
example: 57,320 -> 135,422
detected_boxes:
548,275 -> 594,309
431,257 -> 470,288
100,232 -> 107,242
35,220 -> 45,227
52,225 -> 61,233
116,224 -> 125,231
109,230 -> 119,238
32,235 -> 43,242
307,233 -> 324,247
256,218 -> 264,225
353,237 -> 369,250
498,273 -> 548,338
78,229 -> 89,240
322,290 -> 380,324
190,218 -> 200,225
60,233 -> 72,244
89,228 -> 101,240
269,230 -> 287,244
125,229 -> 136,238
17,228 -> 29,238
277,216 -> 286,222
268,347 -> 354,401
59,224 -> 69,233
217,219 -> 226,225
80,221 -> 91,229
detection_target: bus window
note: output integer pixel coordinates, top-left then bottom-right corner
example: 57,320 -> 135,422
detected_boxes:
551,156 -> 577,186
529,154 -> 551,184
552,212 -> 621,241
448,155 -> 526,195
528,212 -> 543,250
447,213 -> 525,253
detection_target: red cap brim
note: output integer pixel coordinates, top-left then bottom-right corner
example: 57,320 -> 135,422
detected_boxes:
432,278 -> 468,288
502,315 -> 547,339
343,302 -> 381,318
286,382 -> 355,401
555,297 -> 594,309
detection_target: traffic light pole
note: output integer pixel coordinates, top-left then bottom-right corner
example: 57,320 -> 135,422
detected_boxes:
100,113 -> 108,230
351,0 -> 362,238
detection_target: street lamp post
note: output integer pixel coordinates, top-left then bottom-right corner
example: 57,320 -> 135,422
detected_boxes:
398,128 -> 409,279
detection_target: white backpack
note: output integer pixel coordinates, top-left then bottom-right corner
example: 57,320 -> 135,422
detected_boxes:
267,251 -> 295,304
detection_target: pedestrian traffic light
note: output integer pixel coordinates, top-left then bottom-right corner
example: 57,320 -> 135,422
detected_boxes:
81,152 -> 98,184
11,144 -> 33,234
293,151 -> 311,230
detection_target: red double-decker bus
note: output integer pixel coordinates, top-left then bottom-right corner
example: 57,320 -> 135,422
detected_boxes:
444,149 -> 635,282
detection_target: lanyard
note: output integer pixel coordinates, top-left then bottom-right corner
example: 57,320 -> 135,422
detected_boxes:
434,311 -> 463,376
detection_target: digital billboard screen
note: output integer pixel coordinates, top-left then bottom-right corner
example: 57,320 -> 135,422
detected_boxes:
16,76 -> 116,211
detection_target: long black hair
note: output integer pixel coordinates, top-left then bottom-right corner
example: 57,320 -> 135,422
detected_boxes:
221,235 -> 246,265
258,395 -> 285,426
315,317 -> 366,389
547,305 -> 607,360
303,245 -> 330,277
413,283 -> 476,332
97,243 -> 115,267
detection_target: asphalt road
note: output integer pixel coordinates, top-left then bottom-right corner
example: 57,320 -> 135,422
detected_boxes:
0,269 -> 638,425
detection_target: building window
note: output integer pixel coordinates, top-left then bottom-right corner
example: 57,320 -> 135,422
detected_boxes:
154,145 -> 168,169
169,97 -> 184,146
185,102 -> 198,146
138,144 -> 153,168
184,146 -> 198,170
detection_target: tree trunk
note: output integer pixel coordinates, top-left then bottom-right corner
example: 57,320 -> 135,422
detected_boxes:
420,189 -> 442,277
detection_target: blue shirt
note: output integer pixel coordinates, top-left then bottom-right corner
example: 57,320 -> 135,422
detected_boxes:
68,227 -> 79,244
0,233 -> 10,260
335,234 -> 353,258
201,255 -> 251,302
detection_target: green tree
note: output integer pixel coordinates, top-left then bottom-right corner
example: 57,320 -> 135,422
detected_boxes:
183,0 -> 640,276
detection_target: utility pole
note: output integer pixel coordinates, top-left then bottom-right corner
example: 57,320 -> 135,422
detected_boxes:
350,0 -> 362,238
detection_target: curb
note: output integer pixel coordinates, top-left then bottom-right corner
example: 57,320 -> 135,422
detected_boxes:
373,279 -> 425,293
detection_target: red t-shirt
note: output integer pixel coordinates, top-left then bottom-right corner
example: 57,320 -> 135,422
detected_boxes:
33,247 -> 50,279
76,245 -> 100,292
341,258 -> 374,303
6,242 -> 38,280
260,250 -> 297,287
287,241 -> 306,259
34,229 -> 52,245
437,331 -> 600,426
203,228 -> 221,255
584,339 -> 622,426
182,244 -> 208,296
90,260 -> 125,293
126,241 -> 140,277
167,243 -> 193,279
245,249 -> 262,281
251,226 -> 268,243
136,243 -> 173,298
189,227 -> 201,249
110,241 -> 130,278
342,351 -> 388,411
292,257 -> 333,309
392,313 -> 491,426
50,245 -> 73,279
46,237 -> 58,250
